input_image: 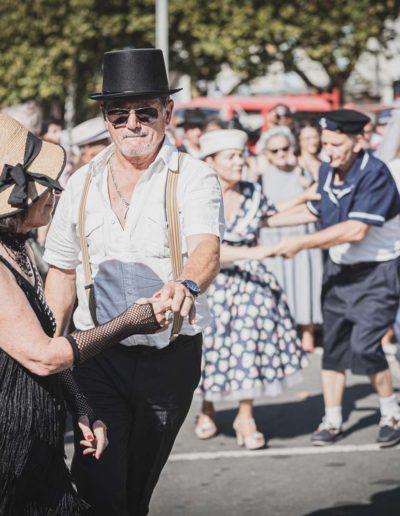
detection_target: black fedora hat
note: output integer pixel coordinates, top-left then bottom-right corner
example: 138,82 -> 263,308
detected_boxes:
89,48 -> 182,101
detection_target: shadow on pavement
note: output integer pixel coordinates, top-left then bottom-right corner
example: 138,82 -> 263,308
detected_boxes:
215,383 -> 376,440
302,486 -> 400,515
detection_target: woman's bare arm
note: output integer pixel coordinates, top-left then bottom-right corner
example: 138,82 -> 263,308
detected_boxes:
45,265 -> 77,337
0,265 -> 75,375
0,265 -> 171,376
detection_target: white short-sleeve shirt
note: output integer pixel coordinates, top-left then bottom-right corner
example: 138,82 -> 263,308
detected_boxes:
44,138 -> 225,349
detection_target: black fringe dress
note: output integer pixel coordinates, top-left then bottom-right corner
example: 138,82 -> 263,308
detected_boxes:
0,256 -> 89,515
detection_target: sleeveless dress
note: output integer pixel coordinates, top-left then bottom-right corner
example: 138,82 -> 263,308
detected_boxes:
0,256 -> 88,515
198,181 -> 308,402
260,165 -> 323,325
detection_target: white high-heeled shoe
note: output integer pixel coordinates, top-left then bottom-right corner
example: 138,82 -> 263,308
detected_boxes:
233,418 -> 265,450
195,413 -> 218,440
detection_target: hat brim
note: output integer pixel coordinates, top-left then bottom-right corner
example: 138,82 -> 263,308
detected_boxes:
88,88 -> 182,101
0,131 -> 66,220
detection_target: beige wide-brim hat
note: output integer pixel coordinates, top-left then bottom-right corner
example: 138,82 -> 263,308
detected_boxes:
199,129 -> 248,158
0,114 -> 65,219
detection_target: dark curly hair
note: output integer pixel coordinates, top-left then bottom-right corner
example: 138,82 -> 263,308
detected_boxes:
294,121 -> 321,157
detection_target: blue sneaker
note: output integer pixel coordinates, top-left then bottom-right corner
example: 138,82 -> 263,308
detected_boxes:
311,418 -> 343,446
377,416 -> 400,448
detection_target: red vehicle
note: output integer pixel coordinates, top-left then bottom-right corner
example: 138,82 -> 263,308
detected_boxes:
174,90 -> 340,133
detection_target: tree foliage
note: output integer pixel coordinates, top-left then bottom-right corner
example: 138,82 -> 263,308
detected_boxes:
0,0 -> 398,120
0,0 -> 155,118
169,0 -> 400,95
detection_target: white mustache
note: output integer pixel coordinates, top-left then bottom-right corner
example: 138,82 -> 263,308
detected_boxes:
122,132 -> 148,139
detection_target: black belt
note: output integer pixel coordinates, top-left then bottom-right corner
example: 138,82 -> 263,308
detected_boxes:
116,333 -> 200,355
338,261 -> 378,271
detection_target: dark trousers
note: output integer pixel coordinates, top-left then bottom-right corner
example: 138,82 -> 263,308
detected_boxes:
321,258 -> 400,375
71,334 -> 202,516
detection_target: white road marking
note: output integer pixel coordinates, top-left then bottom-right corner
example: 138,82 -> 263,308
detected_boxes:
65,441 -> 400,468
168,443 -> 399,462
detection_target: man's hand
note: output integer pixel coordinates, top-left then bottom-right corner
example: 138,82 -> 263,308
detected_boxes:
137,296 -> 173,332
153,281 -> 196,324
274,236 -> 305,258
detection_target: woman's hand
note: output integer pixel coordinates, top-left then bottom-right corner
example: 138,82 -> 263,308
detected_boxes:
136,297 -> 173,331
248,245 -> 276,260
302,183 -> 321,203
273,236 -> 304,258
78,416 -> 108,460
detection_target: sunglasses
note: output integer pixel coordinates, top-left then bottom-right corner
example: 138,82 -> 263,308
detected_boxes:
105,106 -> 160,126
267,145 -> 290,154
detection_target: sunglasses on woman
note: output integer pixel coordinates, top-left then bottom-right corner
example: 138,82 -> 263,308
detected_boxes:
104,107 -> 160,126
267,145 -> 290,154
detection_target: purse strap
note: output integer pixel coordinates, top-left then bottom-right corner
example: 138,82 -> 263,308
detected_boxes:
78,153 -> 186,341
165,152 -> 186,341
78,168 -> 98,325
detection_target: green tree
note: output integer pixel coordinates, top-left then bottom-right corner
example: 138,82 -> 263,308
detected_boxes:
0,0 -> 155,120
0,0 -> 399,119
169,0 -> 400,96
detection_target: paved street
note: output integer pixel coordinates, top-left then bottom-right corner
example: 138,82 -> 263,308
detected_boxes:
65,351 -> 400,515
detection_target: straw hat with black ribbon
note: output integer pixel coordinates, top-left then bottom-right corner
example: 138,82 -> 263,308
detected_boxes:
0,114 -> 65,220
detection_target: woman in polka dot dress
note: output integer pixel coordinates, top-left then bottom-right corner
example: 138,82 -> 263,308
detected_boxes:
196,129 -> 309,449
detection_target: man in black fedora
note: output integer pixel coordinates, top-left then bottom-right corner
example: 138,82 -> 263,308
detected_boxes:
44,48 -> 224,515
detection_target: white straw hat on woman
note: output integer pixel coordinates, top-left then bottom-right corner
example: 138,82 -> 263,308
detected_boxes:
0,114 -> 65,219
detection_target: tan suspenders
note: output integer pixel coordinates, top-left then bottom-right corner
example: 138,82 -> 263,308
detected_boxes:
79,168 -> 98,325
165,152 -> 185,341
78,152 -> 186,341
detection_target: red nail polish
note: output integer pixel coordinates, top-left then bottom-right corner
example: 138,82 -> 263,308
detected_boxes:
155,293 -> 161,299
87,434 -> 94,441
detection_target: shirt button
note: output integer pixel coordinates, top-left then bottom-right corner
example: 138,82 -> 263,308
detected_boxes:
127,289 -> 133,295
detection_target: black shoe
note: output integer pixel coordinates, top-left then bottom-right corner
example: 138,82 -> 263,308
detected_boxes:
377,416 -> 400,448
311,419 -> 343,446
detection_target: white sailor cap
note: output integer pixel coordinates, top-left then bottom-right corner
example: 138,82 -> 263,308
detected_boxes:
199,129 -> 248,158
61,117 -> 110,147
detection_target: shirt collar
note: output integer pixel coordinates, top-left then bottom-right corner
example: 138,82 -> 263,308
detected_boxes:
148,136 -> 176,175
323,150 -> 366,206
344,150 -> 368,183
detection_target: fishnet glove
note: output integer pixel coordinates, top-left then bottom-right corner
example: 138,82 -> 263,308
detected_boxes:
58,369 -> 97,425
65,302 -> 161,365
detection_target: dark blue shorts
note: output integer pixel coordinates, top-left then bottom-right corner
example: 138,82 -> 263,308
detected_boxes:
321,257 -> 400,375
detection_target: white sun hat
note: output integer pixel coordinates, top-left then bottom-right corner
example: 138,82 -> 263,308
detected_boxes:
199,129 -> 248,158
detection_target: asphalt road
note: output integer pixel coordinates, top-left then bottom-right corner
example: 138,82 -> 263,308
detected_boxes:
65,351 -> 400,516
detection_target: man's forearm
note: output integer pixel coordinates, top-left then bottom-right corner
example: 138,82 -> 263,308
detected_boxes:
296,220 -> 369,250
45,266 -> 77,336
267,204 -> 318,227
179,236 -> 220,292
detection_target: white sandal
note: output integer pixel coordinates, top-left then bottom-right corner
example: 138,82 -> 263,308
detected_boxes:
195,413 -> 218,440
233,418 -> 265,450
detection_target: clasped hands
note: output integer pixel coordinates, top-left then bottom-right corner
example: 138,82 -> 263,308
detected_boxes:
137,280 -> 197,331
249,236 -> 304,260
